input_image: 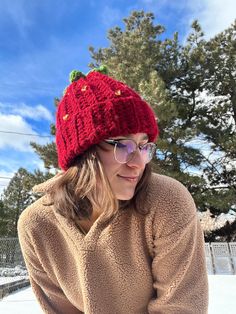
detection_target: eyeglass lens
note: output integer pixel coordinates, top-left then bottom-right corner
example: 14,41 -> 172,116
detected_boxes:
114,140 -> 155,164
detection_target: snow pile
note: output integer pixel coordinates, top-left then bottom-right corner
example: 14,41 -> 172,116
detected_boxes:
0,265 -> 28,277
198,209 -> 236,232
0,275 -> 28,285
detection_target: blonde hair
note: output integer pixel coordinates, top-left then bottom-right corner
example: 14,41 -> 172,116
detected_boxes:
49,147 -> 152,222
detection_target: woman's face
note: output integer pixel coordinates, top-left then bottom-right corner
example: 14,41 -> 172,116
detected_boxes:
96,133 -> 148,200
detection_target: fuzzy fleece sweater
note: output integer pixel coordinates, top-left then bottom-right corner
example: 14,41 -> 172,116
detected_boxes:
18,173 -> 208,314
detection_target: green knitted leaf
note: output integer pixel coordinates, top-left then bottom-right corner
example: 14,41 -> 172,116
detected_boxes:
89,64 -> 109,75
69,70 -> 85,83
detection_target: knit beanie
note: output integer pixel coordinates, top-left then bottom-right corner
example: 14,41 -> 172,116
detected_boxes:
56,67 -> 159,170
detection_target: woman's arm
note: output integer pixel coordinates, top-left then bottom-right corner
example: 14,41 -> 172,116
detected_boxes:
18,209 -> 83,314
24,260 -> 82,314
148,178 -> 208,313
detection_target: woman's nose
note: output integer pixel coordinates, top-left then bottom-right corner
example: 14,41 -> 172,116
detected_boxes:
126,149 -> 145,169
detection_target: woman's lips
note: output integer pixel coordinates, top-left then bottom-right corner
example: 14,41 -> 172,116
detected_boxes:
118,175 -> 139,182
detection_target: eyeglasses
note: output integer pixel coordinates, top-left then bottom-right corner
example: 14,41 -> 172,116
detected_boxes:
104,139 -> 156,164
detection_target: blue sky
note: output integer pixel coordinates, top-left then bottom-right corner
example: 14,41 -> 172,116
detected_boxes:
0,0 -> 235,194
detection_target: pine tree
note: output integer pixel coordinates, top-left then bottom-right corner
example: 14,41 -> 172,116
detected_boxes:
89,12 -> 208,208
1,168 -> 53,236
201,20 -> 236,194
0,200 -> 8,235
30,142 -> 58,169
89,11 -> 164,91
188,21 -> 236,215
151,19 -> 235,215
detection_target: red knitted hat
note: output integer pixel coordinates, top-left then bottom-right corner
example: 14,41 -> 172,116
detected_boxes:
56,68 -> 159,170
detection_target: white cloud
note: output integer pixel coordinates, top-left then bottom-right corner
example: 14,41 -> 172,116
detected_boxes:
139,0 -> 235,39
0,113 -> 50,151
176,0 -> 236,39
187,0 -> 236,39
0,103 -> 53,122
13,104 -> 53,121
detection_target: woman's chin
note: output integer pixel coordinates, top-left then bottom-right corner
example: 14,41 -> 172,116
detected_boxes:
116,191 -> 135,201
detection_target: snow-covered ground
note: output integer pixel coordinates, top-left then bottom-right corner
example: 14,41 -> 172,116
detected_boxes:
0,284 -> 42,314
208,275 -> 236,313
0,276 -> 235,313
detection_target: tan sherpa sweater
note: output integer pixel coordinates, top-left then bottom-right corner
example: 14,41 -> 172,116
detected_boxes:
18,173 -> 208,314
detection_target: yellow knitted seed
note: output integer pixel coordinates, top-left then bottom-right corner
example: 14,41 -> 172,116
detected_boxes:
115,90 -> 121,96
63,114 -> 69,121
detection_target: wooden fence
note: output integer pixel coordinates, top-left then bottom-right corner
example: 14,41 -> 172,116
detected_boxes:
205,242 -> 236,275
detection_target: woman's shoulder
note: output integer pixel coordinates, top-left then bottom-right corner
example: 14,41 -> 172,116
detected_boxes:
148,172 -> 192,198
146,173 -> 197,236
17,195 -> 55,236
18,174 -> 63,235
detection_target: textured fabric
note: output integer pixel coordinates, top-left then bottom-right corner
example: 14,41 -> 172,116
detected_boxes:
18,173 -> 208,314
56,71 -> 158,170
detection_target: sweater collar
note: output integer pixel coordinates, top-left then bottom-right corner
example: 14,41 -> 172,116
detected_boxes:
32,172 -> 63,194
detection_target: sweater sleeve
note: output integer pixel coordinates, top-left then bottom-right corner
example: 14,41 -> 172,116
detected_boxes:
18,210 -> 83,314
147,177 -> 209,314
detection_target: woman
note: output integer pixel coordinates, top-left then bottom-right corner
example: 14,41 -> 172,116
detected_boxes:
18,66 -> 208,314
